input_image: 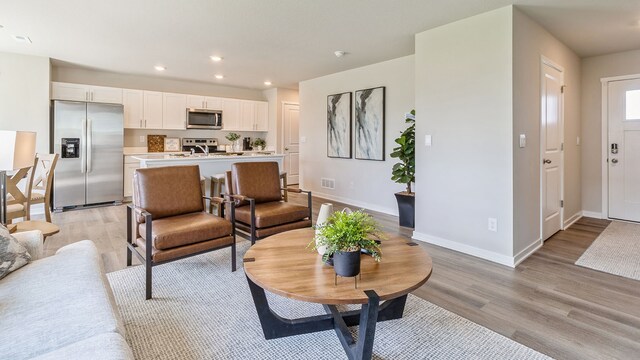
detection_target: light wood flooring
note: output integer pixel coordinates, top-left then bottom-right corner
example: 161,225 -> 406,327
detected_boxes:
34,195 -> 639,359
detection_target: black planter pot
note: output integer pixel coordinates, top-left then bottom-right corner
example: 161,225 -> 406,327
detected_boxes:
395,192 -> 415,228
333,250 -> 361,277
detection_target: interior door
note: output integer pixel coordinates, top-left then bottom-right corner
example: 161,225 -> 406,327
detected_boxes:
86,103 -> 124,204
608,78 -> 640,222
283,103 -> 300,185
541,62 -> 564,240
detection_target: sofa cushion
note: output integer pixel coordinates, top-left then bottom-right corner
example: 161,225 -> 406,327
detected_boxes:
235,202 -> 309,228
31,333 -> 134,360
0,240 -> 125,360
138,212 -> 233,250
0,224 -> 31,280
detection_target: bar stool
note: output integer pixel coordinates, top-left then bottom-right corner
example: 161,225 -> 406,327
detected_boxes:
210,174 -> 226,216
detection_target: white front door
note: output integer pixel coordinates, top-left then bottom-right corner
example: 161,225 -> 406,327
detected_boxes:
541,61 -> 564,240
282,103 -> 300,185
608,78 -> 640,222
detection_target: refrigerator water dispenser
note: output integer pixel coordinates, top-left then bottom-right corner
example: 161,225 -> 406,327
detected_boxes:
61,138 -> 80,158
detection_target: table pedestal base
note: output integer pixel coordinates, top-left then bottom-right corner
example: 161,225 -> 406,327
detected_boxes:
247,275 -> 407,360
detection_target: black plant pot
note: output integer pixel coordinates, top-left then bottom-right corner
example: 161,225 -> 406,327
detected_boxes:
333,250 -> 361,277
395,192 -> 415,228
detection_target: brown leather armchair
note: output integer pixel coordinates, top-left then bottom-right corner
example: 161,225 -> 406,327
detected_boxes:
225,162 -> 312,245
126,165 -> 236,300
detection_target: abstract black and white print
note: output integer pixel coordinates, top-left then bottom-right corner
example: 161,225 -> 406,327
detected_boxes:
327,92 -> 352,158
355,86 -> 385,160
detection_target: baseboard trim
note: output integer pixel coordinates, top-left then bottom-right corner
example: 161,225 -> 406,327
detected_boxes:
513,239 -> 542,267
309,190 -> 398,216
563,211 -> 582,229
582,210 -> 603,219
412,231 -> 517,268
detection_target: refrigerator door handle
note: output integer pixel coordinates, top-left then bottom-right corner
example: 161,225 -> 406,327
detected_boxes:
80,118 -> 87,173
87,118 -> 93,172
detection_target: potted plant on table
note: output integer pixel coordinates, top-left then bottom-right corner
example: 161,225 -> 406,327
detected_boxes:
390,110 -> 415,228
312,210 -> 383,277
252,138 -> 266,151
225,133 -> 241,152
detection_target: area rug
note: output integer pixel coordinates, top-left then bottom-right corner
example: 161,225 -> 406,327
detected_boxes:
575,221 -> 640,280
107,241 -> 549,360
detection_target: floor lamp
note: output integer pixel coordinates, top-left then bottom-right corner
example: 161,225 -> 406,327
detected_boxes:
0,131 -> 36,225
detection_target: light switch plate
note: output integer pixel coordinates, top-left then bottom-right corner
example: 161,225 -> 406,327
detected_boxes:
139,135 -> 145,143
576,136 -> 580,146
425,135 -> 432,147
519,134 -> 526,148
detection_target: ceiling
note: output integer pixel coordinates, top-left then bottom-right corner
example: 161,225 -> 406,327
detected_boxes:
1,0 -> 639,90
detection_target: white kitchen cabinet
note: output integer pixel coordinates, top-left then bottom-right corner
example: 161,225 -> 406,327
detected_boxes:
222,99 -> 241,130
123,89 -> 143,129
142,91 -> 163,129
255,101 -> 269,131
240,100 -> 256,131
123,90 -> 163,129
163,93 -> 187,130
186,95 -> 223,110
123,156 -> 140,198
51,82 -> 122,104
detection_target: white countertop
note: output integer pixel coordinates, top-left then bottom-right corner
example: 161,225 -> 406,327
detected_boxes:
124,147 -> 188,156
132,153 -> 283,162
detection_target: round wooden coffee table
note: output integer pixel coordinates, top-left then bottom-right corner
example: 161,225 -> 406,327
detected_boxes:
243,228 -> 432,360
14,221 -> 60,241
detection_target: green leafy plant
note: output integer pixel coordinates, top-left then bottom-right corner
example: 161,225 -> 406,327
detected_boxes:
252,138 -> 266,148
225,133 -> 241,142
311,210 -> 384,262
390,110 -> 415,194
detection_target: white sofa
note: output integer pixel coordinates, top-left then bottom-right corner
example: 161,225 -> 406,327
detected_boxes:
0,230 -> 133,360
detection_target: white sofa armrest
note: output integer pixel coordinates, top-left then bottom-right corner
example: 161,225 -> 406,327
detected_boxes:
12,230 -> 44,260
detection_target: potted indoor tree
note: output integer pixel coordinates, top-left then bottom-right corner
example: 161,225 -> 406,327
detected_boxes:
312,210 -> 383,277
390,110 -> 415,228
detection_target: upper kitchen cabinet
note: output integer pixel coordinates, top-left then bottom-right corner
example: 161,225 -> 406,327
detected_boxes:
163,93 -> 187,130
123,89 -> 163,129
236,100 -> 269,131
222,98 -> 241,131
51,82 -> 122,104
255,101 -> 268,131
187,95 -> 223,110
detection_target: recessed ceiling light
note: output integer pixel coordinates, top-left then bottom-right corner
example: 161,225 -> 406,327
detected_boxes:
12,35 -> 32,44
154,65 -> 166,71
334,50 -> 346,58
264,81 -> 272,86
215,74 -> 224,79
210,56 -> 223,62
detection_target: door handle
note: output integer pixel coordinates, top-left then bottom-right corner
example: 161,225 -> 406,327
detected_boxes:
284,147 -> 289,151
87,118 -> 93,172
81,119 -> 87,173
611,158 -> 619,164
543,159 -> 552,164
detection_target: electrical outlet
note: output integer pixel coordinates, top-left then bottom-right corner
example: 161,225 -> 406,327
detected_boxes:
425,135 -> 432,147
300,136 -> 307,143
139,135 -> 145,143
576,136 -> 580,146
488,218 -> 497,232
519,134 -> 526,148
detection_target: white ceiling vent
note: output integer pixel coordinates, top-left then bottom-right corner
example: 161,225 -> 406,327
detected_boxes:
321,178 -> 335,190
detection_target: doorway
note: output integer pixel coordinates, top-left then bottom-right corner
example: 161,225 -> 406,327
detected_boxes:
540,58 -> 564,241
282,102 -> 300,185
606,78 -> 640,222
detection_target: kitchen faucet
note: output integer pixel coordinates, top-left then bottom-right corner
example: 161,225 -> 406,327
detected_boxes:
195,144 -> 209,155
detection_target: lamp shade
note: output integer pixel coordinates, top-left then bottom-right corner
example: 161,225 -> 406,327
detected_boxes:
0,130 -> 37,171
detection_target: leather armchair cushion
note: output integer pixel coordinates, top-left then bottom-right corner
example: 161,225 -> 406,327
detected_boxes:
231,162 -> 282,204
235,202 -> 309,228
138,212 -> 232,250
136,235 -> 234,263
134,166 -> 204,220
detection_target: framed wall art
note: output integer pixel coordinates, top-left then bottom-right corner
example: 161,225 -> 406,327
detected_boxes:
327,92 -> 352,158
354,86 -> 385,161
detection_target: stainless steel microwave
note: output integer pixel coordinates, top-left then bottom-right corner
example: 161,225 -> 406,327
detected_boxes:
186,108 -> 223,129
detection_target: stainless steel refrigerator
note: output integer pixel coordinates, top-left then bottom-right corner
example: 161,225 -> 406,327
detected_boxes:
52,100 -> 124,210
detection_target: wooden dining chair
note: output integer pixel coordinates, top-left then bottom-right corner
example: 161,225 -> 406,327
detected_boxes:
5,165 -> 34,224
25,153 -> 59,222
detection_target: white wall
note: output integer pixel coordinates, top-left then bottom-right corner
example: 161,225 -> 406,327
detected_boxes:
413,7 -> 515,263
0,52 -> 51,153
580,49 -> 640,215
299,55 -> 414,215
512,9 -> 582,258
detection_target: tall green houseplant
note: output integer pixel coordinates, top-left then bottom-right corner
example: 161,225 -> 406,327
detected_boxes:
391,110 -> 415,194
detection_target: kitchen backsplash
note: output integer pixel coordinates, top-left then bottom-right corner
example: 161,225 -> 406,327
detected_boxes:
124,128 -> 269,148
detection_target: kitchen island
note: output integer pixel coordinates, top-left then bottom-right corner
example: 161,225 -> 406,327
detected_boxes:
132,153 -> 285,178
